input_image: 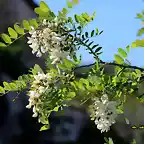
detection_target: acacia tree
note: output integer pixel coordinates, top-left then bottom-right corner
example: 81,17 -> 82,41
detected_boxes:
0,0 -> 143,143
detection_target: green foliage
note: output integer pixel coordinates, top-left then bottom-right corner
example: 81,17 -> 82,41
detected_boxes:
0,2 -> 144,143
0,42 -> 6,47
14,24 -> 25,35
104,137 -> 114,144
23,20 -> 31,31
1,34 -> 12,44
118,48 -> 127,58
114,54 -> 124,64
8,27 -> 18,39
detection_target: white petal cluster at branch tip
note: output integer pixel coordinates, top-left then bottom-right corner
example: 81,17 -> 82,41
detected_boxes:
27,18 -> 75,64
90,94 -> 118,133
26,72 -> 52,117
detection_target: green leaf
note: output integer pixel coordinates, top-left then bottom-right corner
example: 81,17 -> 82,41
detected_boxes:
131,139 -> 137,144
29,19 -> 38,29
31,64 -> 43,75
99,30 -> 103,35
63,58 -> 75,69
74,14 -> 79,23
132,39 -> 144,47
126,45 -> 130,53
0,42 -> 6,47
104,137 -> 109,143
8,27 -> 18,39
1,34 -> 12,44
23,20 -> 30,31
72,0 -> 79,4
135,69 -> 141,77
118,48 -> 127,58
67,92 -> 76,98
92,44 -> 99,49
68,17 -> 73,23
95,47 -> 102,53
66,0 -> 73,8
114,54 -> 124,64
0,86 -> 5,94
91,30 -> 95,37
95,28 -> 99,35
85,39 -> 89,43
40,1 -> 50,12
3,82 -> 11,91
14,24 -> 24,35
57,63 -> 67,70
136,13 -> 143,19
40,125 -> 49,131
137,28 -> 144,36
53,106 -> 59,111
61,8 -> 68,16
88,41 -> 94,46
85,32 -> 88,38
9,83 -> 18,91
124,117 -> 130,124
108,138 -> 114,144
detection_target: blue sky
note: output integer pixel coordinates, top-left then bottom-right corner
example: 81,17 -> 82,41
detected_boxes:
34,0 -> 144,67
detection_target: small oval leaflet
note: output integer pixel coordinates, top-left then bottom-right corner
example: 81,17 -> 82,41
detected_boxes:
0,42 -> 6,47
8,27 -> 18,39
23,20 -> 30,31
118,48 -> 127,58
95,47 -> 102,53
1,34 -> 12,44
114,54 -> 124,64
14,24 -> 24,35
91,30 -> 95,37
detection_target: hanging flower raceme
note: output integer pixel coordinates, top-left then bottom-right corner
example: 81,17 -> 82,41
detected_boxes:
90,94 -> 118,133
27,18 -> 75,64
26,72 -> 52,117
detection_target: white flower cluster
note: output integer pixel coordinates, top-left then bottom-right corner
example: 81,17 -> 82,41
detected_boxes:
90,94 -> 118,133
27,18 -> 73,64
26,72 -> 52,117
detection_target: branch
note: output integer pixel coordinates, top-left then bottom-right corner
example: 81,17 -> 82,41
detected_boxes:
74,61 -> 144,72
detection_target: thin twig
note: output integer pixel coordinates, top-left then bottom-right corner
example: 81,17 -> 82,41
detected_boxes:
74,61 -> 144,72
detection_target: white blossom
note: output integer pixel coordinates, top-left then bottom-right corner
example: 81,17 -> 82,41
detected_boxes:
26,72 -> 52,117
90,94 -> 118,133
49,48 -> 70,64
27,18 -> 75,64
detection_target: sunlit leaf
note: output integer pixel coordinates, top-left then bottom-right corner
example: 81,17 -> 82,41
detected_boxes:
114,54 -> 124,64
0,42 -> 6,47
8,27 -> 18,39
66,0 -> 73,8
72,0 -> 79,5
40,125 -> 49,131
132,39 -> 144,47
137,28 -> 144,36
23,20 -> 30,31
136,13 -> 143,19
14,24 -> 24,35
0,86 -> 5,94
126,45 -> 130,53
118,48 -> 127,58
29,19 -> 38,28
96,28 -> 99,35
1,34 -> 12,44
3,82 -> 11,91
40,1 -> 50,12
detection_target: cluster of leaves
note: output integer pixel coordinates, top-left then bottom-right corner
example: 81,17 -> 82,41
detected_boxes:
131,10 -> 144,48
0,0 -> 144,143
